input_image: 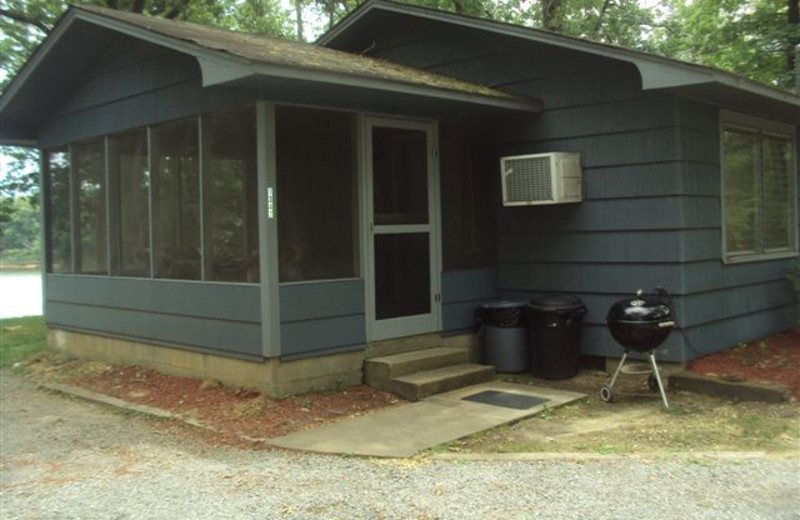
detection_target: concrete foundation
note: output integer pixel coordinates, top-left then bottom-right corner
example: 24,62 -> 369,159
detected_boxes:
365,332 -> 479,361
48,328 -> 364,398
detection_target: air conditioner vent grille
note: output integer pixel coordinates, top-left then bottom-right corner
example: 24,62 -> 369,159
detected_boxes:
504,157 -> 553,203
500,152 -> 582,206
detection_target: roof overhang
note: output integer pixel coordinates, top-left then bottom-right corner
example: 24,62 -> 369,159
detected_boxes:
320,1 -> 800,123
0,6 -> 540,146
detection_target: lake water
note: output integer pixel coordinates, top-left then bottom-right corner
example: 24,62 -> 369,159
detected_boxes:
0,270 -> 43,319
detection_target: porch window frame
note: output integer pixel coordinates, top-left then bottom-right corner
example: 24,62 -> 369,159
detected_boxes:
41,105 -> 261,285
720,110 -> 798,264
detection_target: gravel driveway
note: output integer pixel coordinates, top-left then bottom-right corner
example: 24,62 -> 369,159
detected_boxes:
1,371 -> 798,520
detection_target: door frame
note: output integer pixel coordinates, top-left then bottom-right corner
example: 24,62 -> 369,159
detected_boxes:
361,115 -> 442,342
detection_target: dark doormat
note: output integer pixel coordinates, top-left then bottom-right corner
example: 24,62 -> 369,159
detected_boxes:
462,390 -> 549,410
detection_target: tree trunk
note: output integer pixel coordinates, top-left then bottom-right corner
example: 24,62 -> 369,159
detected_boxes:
540,0 -> 562,32
788,0 -> 799,90
295,0 -> 304,41
593,0 -> 613,38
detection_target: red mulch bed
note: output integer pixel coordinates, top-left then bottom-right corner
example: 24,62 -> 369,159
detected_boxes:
686,328 -> 800,400
69,366 -> 402,447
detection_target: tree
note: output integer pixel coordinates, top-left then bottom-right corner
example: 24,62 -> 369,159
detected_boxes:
652,0 -> 800,90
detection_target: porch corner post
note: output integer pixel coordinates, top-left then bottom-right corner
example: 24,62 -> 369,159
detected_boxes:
38,149 -> 49,319
256,101 -> 281,358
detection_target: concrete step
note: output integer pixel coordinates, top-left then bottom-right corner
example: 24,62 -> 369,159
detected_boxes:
365,347 -> 469,388
389,363 -> 496,401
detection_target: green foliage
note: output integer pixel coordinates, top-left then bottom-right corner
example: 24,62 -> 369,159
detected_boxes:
0,196 -> 40,251
0,316 -> 47,368
653,0 -> 800,90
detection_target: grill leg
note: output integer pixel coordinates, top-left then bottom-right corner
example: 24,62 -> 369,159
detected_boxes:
608,351 -> 628,390
647,351 -> 669,408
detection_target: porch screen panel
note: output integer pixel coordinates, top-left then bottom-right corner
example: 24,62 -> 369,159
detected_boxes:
372,127 -> 428,225
276,106 -> 358,282
439,121 -> 497,270
152,118 -> 201,280
74,139 -> 107,274
47,149 -> 72,273
111,130 -> 150,277
207,107 -> 259,283
374,233 -> 431,319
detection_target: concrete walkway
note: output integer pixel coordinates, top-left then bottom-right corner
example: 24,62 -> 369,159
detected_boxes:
268,382 -> 585,457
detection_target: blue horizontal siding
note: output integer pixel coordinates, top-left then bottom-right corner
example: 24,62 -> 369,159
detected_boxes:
496,197 -> 715,233
441,268 -> 497,333
47,275 -> 261,322
279,279 -> 366,359
38,37 -> 259,148
45,275 -> 262,358
46,300 -> 262,359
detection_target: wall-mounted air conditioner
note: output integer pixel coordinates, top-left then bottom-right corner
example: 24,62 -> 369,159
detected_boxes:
500,152 -> 582,206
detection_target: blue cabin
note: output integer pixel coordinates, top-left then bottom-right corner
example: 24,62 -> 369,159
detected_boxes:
1,1 -> 798,396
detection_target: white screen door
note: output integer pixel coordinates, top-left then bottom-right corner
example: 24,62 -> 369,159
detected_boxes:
365,117 -> 440,341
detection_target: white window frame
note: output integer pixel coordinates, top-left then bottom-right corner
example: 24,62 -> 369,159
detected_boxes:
720,110 -> 798,264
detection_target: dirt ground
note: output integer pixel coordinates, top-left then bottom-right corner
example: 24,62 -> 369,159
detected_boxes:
21,356 -> 404,448
450,371 -> 800,455
4,372 -> 798,520
15,327 -> 800,453
687,328 -> 800,399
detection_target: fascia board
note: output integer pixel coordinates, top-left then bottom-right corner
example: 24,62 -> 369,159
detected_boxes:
207,61 -> 542,113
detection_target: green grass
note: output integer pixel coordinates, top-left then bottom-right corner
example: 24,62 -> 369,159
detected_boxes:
0,316 -> 47,368
0,248 -> 41,267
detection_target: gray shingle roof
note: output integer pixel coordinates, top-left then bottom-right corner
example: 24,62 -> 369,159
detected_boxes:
74,5 -> 525,102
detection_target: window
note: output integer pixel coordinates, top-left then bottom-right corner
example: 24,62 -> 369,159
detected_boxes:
73,139 -> 107,274
42,107 -> 260,283
439,121 -> 496,270
46,149 -> 72,273
110,129 -> 150,277
152,118 -> 201,280
276,106 -> 358,282
206,108 -> 259,282
722,112 -> 797,262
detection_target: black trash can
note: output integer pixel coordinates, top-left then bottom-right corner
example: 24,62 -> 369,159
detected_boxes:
478,301 -> 529,373
527,295 -> 587,379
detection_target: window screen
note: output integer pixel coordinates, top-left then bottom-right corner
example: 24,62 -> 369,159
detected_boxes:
439,121 -> 497,271
276,106 -> 358,283
723,119 -> 796,261
47,149 -> 72,273
73,139 -> 107,274
152,118 -> 201,280
207,108 -> 259,283
110,130 -> 151,277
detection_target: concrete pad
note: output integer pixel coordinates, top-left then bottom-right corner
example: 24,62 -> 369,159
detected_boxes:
267,382 -> 585,458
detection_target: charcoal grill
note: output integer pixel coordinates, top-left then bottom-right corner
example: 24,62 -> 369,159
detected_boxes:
601,288 -> 675,408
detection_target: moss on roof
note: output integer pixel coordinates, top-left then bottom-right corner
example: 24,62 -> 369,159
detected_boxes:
75,5 -> 521,101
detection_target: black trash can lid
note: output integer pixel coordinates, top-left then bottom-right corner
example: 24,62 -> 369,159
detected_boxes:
527,294 -> 585,312
481,300 -> 528,310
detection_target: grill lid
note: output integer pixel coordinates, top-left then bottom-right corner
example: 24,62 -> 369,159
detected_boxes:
606,288 -> 672,323
528,294 -> 585,313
